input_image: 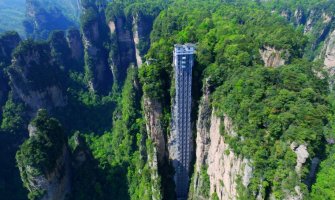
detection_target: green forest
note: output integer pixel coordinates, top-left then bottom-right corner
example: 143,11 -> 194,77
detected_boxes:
0,0 -> 334,200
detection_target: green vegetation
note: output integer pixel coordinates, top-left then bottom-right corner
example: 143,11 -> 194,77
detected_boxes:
311,147 -> 335,199
1,94 -> 26,133
86,67 -> 162,200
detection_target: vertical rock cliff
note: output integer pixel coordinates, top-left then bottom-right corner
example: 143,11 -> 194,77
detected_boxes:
143,97 -> 166,163
16,110 -> 71,200
107,9 -> 155,87
190,83 -> 252,200
81,3 -> 113,94
322,29 -> 335,76
132,13 -> 155,67
107,12 -> 136,86
49,31 -> 72,71
66,28 -> 84,71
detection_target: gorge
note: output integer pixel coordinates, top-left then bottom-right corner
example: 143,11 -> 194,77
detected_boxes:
0,0 -> 335,200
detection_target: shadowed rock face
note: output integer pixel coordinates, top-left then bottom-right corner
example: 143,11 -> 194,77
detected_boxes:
66,29 -> 84,65
143,96 -> 166,163
0,31 -> 21,111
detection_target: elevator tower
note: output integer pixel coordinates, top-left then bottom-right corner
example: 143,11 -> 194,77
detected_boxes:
173,44 -> 195,200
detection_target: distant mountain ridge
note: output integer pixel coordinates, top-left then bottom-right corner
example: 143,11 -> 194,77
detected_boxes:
0,0 -> 82,38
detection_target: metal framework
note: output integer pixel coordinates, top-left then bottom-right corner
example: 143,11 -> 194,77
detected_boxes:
173,44 -> 195,200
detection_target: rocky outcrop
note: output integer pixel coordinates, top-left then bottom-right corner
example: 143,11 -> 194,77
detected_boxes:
190,83 -> 252,200
273,5 -> 334,59
8,40 -> 67,115
323,29 -> 335,75
143,97 -> 166,163
290,142 -> 309,175
280,9 -> 291,21
259,46 -> 288,67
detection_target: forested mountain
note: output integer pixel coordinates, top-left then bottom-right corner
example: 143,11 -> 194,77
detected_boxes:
0,0 -> 335,200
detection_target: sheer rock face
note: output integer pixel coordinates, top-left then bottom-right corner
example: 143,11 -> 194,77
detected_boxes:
108,12 -> 154,86
259,46 -> 289,67
41,145 -> 71,200
132,13 -> 154,68
66,29 -> 84,63
303,10 -> 332,35
303,10 -> 333,52
168,100 -> 178,167
109,15 -> 136,85
323,29 -> 335,75
190,81 -> 212,200
190,83 -> 252,200
207,113 -> 252,200
133,15 -> 143,67
8,42 -> 67,115
143,96 -> 166,163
